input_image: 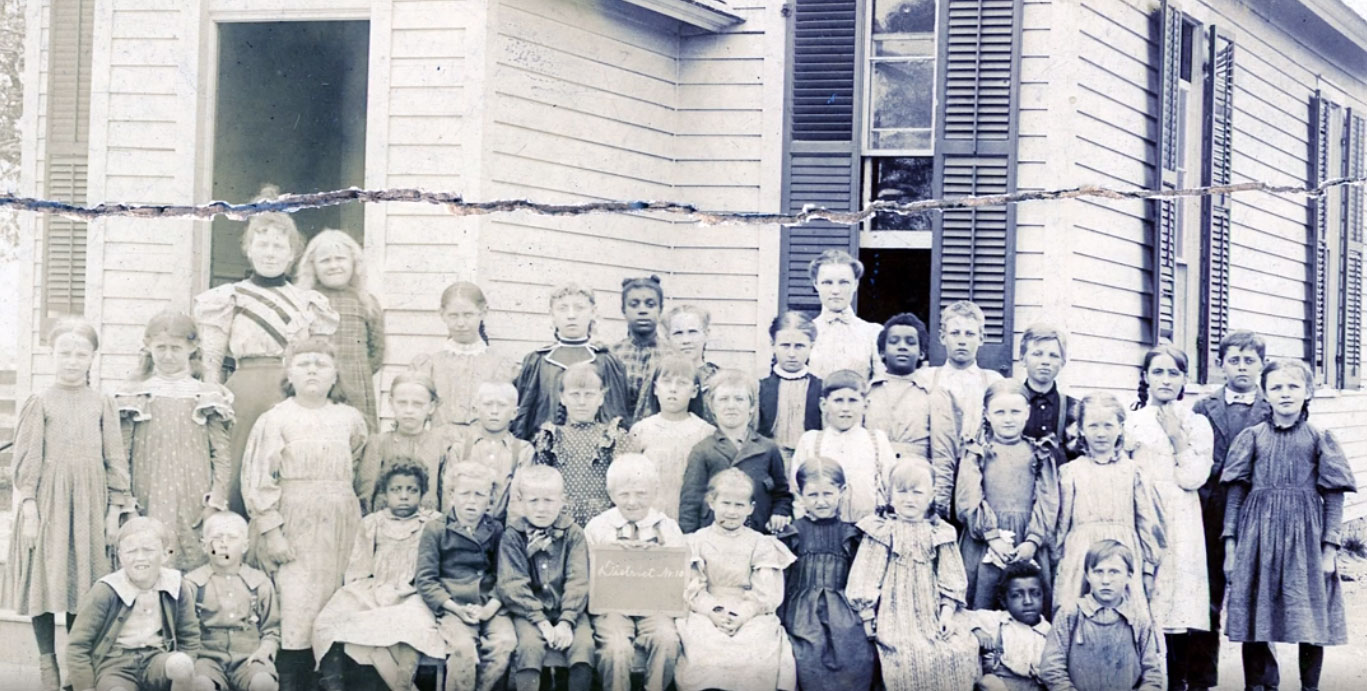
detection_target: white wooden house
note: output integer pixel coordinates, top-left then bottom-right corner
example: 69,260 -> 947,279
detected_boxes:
12,0 -> 1367,511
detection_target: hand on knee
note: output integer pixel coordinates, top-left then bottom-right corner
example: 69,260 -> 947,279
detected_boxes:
248,671 -> 278,691
164,653 -> 196,681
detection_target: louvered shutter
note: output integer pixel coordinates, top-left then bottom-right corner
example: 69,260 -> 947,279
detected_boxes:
1308,93 -> 1341,385
1198,27 -> 1234,382
1340,110 -> 1364,389
780,0 -> 860,314
928,0 -> 1021,375
1150,1 -> 1181,345
42,0 -> 94,322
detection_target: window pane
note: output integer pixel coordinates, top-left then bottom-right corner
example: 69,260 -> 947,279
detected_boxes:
872,0 -> 936,40
870,157 -> 934,231
872,129 -> 932,151
871,60 -> 934,130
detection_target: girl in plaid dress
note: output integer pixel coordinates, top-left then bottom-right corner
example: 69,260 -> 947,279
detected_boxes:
297,229 -> 385,433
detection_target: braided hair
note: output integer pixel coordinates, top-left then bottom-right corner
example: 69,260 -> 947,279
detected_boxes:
1132,344 -> 1190,410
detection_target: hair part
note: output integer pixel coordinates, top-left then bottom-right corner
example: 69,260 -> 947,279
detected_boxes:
549,283 -> 596,309
1019,323 -> 1069,361
48,317 -> 100,351
1219,329 -> 1267,362
1261,358 -> 1316,422
132,310 -> 205,381
1075,391 -> 1127,454
980,379 -> 1032,440
662,303 -> 712,333
705,468 -> 754,504
807,249 -> 865,282
878,312 -> 930,359
821,369 -> 868,398
794,456 -> 847,492
654,354 -> 702,389
562,361 -> 604,391
1082,539 -> 1136,582
1133,344 -> 1190,410
769,311 -> 818,344
390,370 -> 440,405
620,275 -> 664,312
440,281 -> 490,344
705,368 -> 757,407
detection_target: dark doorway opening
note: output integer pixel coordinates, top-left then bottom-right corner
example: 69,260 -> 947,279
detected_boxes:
210,20 -> 369,286
858,247 -> 933,330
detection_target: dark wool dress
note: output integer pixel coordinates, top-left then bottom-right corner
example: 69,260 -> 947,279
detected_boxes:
1220,419 -> 1356,645
780,517 -> 875,691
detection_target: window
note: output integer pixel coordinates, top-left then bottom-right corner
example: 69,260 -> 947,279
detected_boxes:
864,0 -> 937,155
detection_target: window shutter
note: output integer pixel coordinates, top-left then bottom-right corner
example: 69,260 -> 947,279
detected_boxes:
780,0 -> 860,314
1340,110 -> 1364,388
1308,93 -> 1340,385
1198,27 -> 1234,382
1151,1 -> 1181,345
928,0 -> 1021,376
42,0 -> 94,322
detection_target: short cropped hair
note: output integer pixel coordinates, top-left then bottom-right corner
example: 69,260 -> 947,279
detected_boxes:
511,465 -> 564,499
878,313 -> 929,355
808,249 -> 865,282
940,300 -> 986,330
605,454 -> 660,494
476,380 -> 519,404
821,369 -> 868,397
200,511 -> 248,537
549,283 -> 596,309
446,461 -> 496,493
117,516 -> 171,551
1218,329 -> 1267,361
706,368 -> 757,405
1019,323 -> 1069,360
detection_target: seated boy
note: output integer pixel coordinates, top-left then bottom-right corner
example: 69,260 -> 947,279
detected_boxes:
584,454 -> 685,691
186,512 -> 280,691
66,516 -> 208,691
928,300 -> 1003,517
498,465 -> 595,691
445,381 -> 534,521
960,562 -> 1051,691
415,462 -> 517,691
1017,323 -> 1079,460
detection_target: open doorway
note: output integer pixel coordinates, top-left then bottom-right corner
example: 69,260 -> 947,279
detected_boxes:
209,20 -> 369,286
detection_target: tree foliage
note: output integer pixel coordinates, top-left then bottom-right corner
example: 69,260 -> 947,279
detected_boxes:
1,0 -> 23,257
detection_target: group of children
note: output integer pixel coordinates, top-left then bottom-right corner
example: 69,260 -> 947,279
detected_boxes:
0,216 -> 1355,691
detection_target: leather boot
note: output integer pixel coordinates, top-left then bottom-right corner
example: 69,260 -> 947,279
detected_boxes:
38,653 -> 60,691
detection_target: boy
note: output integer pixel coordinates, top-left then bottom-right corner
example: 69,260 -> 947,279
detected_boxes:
960,562 -> 1052,691
678,369 -> 794,534
807,250 -> 883,380
928,300 -> 1003,518
1188,330 -> 1270,691
498,466 -> 596,691
584,455 -> 685,691
792,370 -> 897,522
865,313 -> 935,463
513,283 -> 630,439
66,517 -> 207,691
446,381 -> 534,520
186,512 -> 280,691
416,462 -> 517,691
1017,324 -> 1080,459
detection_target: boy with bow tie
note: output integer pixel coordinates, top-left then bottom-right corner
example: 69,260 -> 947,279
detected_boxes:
584,454 -> 685,691
1188,330 -> 1272,691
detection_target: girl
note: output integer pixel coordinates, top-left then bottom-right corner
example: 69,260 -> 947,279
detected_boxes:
411,281 -> 516,429
357,371 -> 452,513
115,311 -> 234,570
845,459 -> 980,691
1054,392 -> 1164,612
611,275 -> 670,425
628,354 -> 716,520
1038,540 -> 1164,691
1221,359 -> 1355,691
297,229 -> 386,434
639,304 -> 719,422
512,283 -> 629,439
241,337 -> 368,691
1125,345 -> 1215,681
530,361 -> 633,526
790,369 -> 896,522
675,470 -> 798,691
3,319 -> 133,691
194,187 -> 340,514
865,313 -> 934,464
806,250 -> 882,380
678,369 -> 793,534
757,312 -> 823,461
314,459 -> 446,691
955,380 -> 1061,610
779,458 -> 874,691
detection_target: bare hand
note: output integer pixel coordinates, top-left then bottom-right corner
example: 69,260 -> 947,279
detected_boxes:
707,608 -> 731,632
259,529 -> 295,571
1014,541 -> 1038,564
938,615 -> 954,641
194,505 -> 218,529
104,506 -> 124,547
246,644 -> 274,666
1156,405 -> 1187,451
1323,545 -> 1339,576
972,628 -> 994,650
19,501 -> 38,553
988,537 -> 1015,564
553,621 -> 575,650
1224,540 -> 1237,580
766,515 -> 792,533
537,621 -> 559,648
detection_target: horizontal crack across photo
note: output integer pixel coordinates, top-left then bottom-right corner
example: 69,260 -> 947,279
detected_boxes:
2,175 -> 1365,227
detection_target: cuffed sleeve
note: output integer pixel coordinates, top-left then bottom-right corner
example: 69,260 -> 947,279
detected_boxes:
1222,483 -> 1248,540
1323,491 -> 1347,547
933,522 -> 968,607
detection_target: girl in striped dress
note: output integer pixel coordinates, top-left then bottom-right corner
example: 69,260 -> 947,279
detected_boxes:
114,311 -> 235,570
297,229 -> 385,434
193,188 -> 339,514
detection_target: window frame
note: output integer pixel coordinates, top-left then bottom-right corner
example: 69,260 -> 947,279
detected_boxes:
861,0 -> 940,157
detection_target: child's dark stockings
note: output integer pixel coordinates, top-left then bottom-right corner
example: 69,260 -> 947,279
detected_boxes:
31,612 -> 78,654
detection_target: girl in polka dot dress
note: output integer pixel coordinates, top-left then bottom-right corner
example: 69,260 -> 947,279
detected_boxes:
530,361 -> 634,526
114,311 -> 235,570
